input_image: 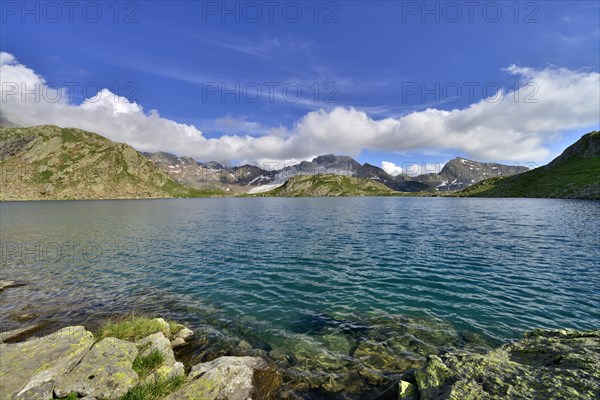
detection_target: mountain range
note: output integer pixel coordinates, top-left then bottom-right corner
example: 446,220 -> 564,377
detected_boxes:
1,124 -> 596,200
142,151 -> 528,194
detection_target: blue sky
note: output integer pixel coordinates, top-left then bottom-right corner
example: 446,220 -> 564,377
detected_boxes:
1,1 -> 599,171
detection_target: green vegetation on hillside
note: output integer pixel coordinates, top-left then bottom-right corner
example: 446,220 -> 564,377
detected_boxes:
457,132 -> 600,199
253,174 -> 405,197
0,125 -> 225,200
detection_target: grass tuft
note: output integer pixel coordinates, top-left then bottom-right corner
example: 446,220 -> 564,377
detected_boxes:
119,375 -> 186,400
133,349 -> 165,380
168,321 -> 183,335
95,316 -> 171,341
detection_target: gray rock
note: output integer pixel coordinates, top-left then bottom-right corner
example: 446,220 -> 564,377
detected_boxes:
136,332 -> 184,380
152,317 -> 171,336
175,326 -> 194,341
414,329 -> 600,400
165,356 -> 266,400
0,326 -> 94,400
54,337 -> 139,399
0,280 -> 25,291
171,325 -> 194,348
0,323 -> 45,343
170,337 -> 186,348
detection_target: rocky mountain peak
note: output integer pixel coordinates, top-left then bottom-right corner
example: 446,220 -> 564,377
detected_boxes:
548,131 -> 600,167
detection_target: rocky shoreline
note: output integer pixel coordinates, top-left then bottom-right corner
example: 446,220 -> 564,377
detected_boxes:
1,282 -> 599,399
1,318 -> 598,399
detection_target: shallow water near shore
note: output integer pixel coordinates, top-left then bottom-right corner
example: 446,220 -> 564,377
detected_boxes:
1,197 -> 599,397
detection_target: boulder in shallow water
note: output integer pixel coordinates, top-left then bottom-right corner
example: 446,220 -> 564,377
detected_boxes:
0,322 -> 47,343
414,329 -> 600,400
171,324 -> 194,348
54,337 -> 139,399
0,280 -> 25,291
0,326 -> 94,400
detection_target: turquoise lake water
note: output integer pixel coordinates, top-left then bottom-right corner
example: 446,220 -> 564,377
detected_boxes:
1,197 -> 599,397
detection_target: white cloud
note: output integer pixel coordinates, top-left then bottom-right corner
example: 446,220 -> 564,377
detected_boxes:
381,161 -> 403,176
381,161 -> 446,177
1,52 -> 599,165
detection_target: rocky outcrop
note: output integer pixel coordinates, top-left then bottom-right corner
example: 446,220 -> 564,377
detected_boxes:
0,326 -> 95,400
0,318 -> 199,399
548,131 -> 600,167
165,356 -> 269,400
54,337 -> 139,399
413,329 -> 600,400
415,157 -> 529,191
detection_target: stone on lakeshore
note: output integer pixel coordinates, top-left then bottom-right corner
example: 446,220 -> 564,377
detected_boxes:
174,325 -> 194,340
398,380 -> 418,400
0,280 -> 25,291
0,322 -> 46,343
414,329 -> 600,400
170,337 -> 186,348
0,326 -> 94,400
12,312 -> 40,323
54,337 -> 139,399
171,325 -> 194,348
165,356 -> 268,400
136,332 -> 184,380
152,318 -> 171,336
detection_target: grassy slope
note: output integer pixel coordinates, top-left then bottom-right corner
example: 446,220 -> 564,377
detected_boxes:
457,136 -> 600,199
0,125 -> 224,200
252,174 -> 405,197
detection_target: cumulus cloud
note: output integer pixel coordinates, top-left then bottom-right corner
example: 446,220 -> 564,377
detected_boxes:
381,161 -> 404,176
1,52 -> 599,165
381,161 -> 446,177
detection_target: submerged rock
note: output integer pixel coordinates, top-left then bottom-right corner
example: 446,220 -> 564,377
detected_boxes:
0,326 -> 94,400
0,280 -> 25,291
54,337 -> 139,399
0,322 -> 47,343
399,380 -> 418,400
165,356 -> 276,400
415,329 -> 600,400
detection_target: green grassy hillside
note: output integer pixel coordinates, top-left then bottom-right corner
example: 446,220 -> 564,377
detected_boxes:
252,174 -> 403,197
457,131 -> 600,199
0,125 -> 224,200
